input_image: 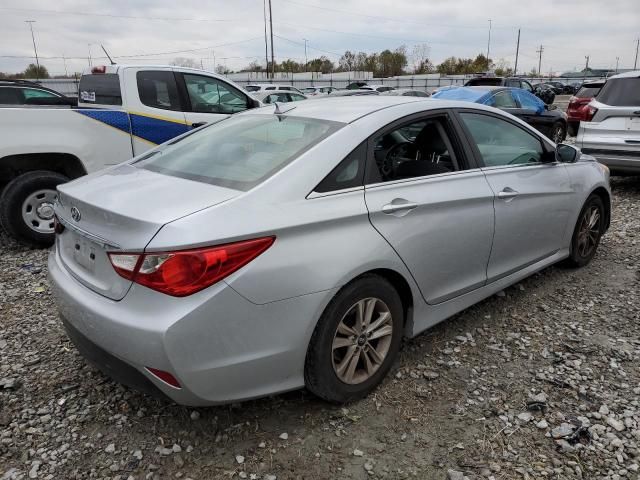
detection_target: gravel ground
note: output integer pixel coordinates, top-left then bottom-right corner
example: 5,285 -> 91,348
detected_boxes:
1,176 -> 639,480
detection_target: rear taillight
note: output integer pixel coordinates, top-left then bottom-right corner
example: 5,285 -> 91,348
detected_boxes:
146,367 -> 181,388
107,237 -> 275,297
584,105 -> 598,122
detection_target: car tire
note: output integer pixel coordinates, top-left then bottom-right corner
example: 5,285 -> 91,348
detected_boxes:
0,170 -> 69,248
565,194 -> 605,268
551,122 -> 566,143
304,274 -> 404,403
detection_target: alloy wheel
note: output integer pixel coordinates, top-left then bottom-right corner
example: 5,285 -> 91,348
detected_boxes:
331,297 -> 393,385
576,205 -> 601,258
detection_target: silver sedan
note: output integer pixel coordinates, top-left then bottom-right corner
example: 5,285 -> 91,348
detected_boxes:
49,96 -> 611,405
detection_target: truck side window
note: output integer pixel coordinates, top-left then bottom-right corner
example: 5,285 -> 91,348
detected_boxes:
136,71 -> 181,111
182,74 -> 249,114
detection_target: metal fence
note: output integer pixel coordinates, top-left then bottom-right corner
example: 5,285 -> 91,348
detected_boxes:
27,74 -> 608,98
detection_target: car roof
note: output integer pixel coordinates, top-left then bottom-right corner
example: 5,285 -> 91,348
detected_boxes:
606,70 -> 640,79
243,95 -> 497,123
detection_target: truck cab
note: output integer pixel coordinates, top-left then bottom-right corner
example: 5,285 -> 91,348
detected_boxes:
0,65 -> 259,247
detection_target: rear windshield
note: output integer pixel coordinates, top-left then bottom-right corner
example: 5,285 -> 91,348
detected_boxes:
245,85 -> 260,92
597,78 -> 640,106
465,78 -> 502,86
135,114 -> 342,190
78,74 -> 122,105
576,85 -> 602,98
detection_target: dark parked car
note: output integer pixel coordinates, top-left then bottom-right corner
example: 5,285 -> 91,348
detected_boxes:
433,86 -> 568,143
532,83 -> 556,105
0,80 -> 75,106
566,81 -> 605,136
464,76 -> 557,105
546,81 -> 576,94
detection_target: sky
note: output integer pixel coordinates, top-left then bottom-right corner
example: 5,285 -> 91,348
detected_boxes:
1,0 -> 639,76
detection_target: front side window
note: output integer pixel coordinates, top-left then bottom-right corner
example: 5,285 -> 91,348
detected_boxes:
135,115 -> 341,190
487,90 -> 517,108
513,90 -> 545,112
368,116 -> 460,183
460,112 -> 544,167
183,74 -> 248,114
136,71 -> 180,111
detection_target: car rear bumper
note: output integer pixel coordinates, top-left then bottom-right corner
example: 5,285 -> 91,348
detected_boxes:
48,245 -> 334,406
581,148 -> 640,175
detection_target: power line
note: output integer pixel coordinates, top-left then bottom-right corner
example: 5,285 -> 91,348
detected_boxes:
0,7 -> 247,23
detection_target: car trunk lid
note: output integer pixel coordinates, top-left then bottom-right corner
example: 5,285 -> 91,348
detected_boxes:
55,164 -> 239,300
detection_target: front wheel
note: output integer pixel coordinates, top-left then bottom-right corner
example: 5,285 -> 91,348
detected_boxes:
551,122 -> 566,144
0,170 -> 69,247
565,194 -> 605,267
304,275 -> 404,403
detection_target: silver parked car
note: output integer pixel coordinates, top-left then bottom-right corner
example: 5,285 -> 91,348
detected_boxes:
577,70 -> 640,175
251,90 -> 308,104
49,96 -> 611,406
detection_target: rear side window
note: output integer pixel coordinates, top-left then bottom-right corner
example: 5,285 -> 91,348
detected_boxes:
315,142 -> 366,193
597,78 -> 640,106
576,85 -> 603,98
135,115 -> 341,190
136,71 -> 181,111
79,74 -> 122,105
0,87 -> 24,104
245,85 -> 260,92
513,90 -> 545,112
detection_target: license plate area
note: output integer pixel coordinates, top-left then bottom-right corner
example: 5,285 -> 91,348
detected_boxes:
72,235 -> 98,273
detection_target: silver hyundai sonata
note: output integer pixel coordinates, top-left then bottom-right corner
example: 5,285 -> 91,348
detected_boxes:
49,96 -> 611,405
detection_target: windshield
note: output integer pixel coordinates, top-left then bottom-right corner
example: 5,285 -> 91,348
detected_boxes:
245,85 -> 260,92
135,115 -> 342,190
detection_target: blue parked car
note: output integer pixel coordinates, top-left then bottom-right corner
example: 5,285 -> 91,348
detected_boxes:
433,86 -> 567,143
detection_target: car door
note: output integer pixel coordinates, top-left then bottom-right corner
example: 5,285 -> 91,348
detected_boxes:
177,72 -> 252,128
126,68 -> 188,155
512,89 -> 555,137
456,110 -> 574,282
364,111 -> 496,305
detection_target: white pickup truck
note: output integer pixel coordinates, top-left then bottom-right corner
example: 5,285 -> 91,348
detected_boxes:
0,64 -> 261,246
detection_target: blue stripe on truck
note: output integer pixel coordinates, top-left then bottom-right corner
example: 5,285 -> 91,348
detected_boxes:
129,113 -> 189,145
75,110 -> 190,145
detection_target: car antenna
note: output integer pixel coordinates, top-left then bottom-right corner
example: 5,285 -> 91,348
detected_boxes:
101,44 -> 116,65
274,101 -> 296,118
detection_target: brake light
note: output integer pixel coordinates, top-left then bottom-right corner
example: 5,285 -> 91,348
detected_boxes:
91,65 -> 107,74
584,105 -> 598,122
107,237 -> 275,297
146,367 -> 181,388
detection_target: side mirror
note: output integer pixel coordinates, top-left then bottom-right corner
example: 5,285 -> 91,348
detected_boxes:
556,143 -> 579,163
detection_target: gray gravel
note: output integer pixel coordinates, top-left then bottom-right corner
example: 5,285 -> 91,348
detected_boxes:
0,177 -> 639,480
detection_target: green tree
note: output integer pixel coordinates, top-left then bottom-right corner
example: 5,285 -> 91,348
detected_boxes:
307,56 -> 334,74
23,63 -> 49,79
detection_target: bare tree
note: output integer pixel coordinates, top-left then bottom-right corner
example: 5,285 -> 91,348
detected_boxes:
412,44 -> 433,74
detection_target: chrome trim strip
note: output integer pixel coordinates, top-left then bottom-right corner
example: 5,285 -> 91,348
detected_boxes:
57,216 -> 121,250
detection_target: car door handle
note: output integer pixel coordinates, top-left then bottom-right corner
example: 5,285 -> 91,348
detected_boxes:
191,122 -> 207,128
497,188 -> 519,200
633,110 -> 640,115
382,200 -> 418,214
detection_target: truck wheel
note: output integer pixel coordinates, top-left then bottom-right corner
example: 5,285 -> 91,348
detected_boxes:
0,171 -> 69,247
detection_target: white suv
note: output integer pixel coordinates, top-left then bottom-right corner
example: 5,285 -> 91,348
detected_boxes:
245,83 -> 304,95
577,71 -> 640,175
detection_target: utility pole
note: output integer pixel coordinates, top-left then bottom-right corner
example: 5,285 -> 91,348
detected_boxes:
62,54 -> 68,76
263,0 -> 269,75
514,28 -> 521,76
212,50 -> 216,71
88,43 -> 92,68
303,38 -> 308,71
268,0 -> 275,79
584,55 -> 590,71
486,19 -> 492,71
635,38 -> 639,70
616,56 -> 619,73
536,45 -> 544,76
25,21 -> 40,81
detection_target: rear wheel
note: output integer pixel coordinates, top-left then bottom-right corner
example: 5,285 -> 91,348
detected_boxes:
0,170 -> 69,247
305,275 -> 404,403
566,194 -> 605,267
551,122 -> 566,144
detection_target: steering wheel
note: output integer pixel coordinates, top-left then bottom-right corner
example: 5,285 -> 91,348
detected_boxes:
380,141 -> 414,177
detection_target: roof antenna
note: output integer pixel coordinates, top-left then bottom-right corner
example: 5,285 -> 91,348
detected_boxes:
101,44 -> 116,65
274,101 -> 296,116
